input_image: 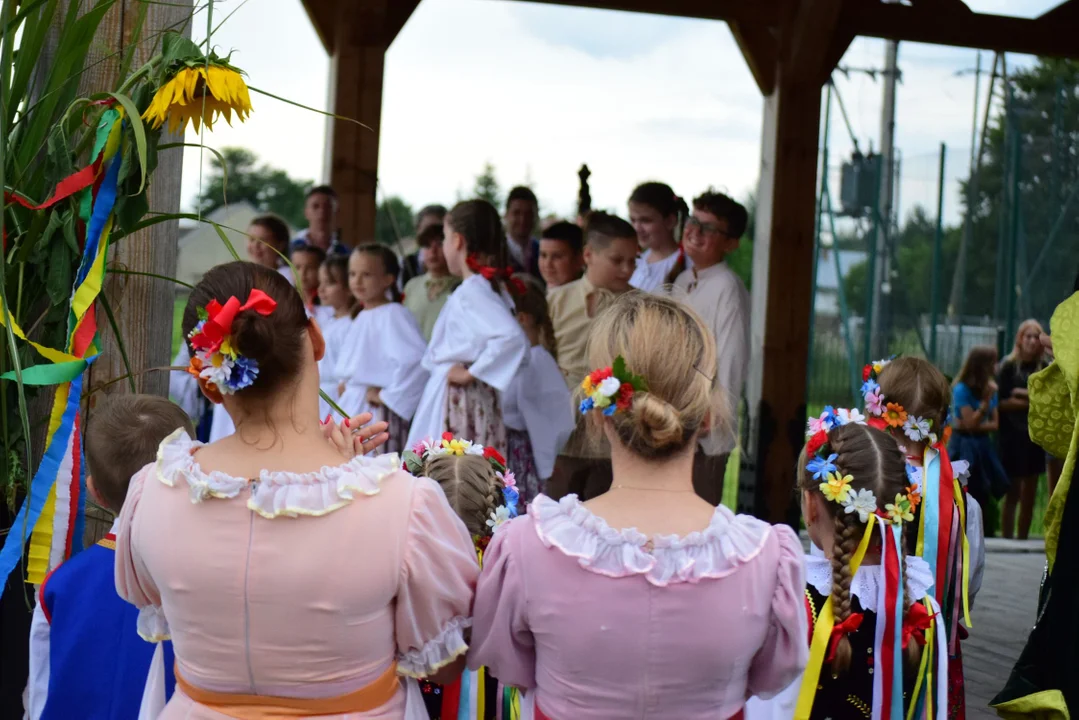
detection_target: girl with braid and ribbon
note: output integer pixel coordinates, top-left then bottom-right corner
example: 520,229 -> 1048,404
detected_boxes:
408,200 -> 532,453
400,436 -> 521,719
783,412 -> 950,720
868,357 -> 986,720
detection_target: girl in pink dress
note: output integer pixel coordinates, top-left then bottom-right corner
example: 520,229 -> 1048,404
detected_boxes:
115,261 -> 479,719
468,291 -> 808,720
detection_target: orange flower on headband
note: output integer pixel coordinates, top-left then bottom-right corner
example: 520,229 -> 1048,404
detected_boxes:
883,403 -> 908,428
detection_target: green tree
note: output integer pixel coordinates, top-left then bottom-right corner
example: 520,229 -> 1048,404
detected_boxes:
375,196 -> 415,248
473,162 -> 501,208
197,147 -> 313,228
726,192 -> 756,289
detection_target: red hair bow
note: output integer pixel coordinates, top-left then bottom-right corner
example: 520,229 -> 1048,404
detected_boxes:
826,612 -> 864,662
466,256 -> 527,296
190,289 -> 278,353
901,603 -> 935,649
806,429 -> 829,457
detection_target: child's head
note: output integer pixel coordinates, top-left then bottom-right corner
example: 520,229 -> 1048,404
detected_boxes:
417,223 -> 448,277
512,273 -> 556,358
246,214 -> 290,270
628,182 -> 686,253
955,345 -> 998,397
683,190 -> 747,269
415,204 -> 447,237
873,357 -> 952,453
797,420 -> 918,673
504,186 -> 538,242
182,262 -> 314,412
444,199 -> 507,279
403,440 -> 517,538
86,394 -> 195,513
290,244 -> 326,300
304,185 -> 338,229
585,292 -> 723,459
318,255 -> 355,315
538,221 -> 584,288
582,212 -> 637,293
1009,319 -> 1045,364
349,244 -> 402,307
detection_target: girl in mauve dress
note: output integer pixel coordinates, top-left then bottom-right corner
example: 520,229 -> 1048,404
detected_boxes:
116,261 -> 478,720
408,200 -> 530,453
336,244 -> 428,454
469,292 -> 807,720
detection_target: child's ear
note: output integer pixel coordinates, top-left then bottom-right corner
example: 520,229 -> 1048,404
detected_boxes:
308,320 -> 326,362
197,377 -> 224,405
802,489 -> 818,524
583,245 -> 594,267
87,475 -> 104,509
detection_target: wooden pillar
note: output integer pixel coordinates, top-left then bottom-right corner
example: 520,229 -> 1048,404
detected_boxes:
736,1 -> 849,524
324,1 -> 419,247
79,0 -> 192,541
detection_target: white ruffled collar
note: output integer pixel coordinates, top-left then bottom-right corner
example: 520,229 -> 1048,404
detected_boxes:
805,553 -> 935,608
529,494 -> 772,587
155,429 -> 400,519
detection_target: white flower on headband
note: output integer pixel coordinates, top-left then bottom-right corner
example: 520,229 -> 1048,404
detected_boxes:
902,415 -> 933,443
843,488 -> 879,523
486,505 -> 512,532
836,408 -> 867,426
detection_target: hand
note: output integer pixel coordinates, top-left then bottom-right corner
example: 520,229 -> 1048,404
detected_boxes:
447,364 -> 474,387
321,413 -> 390,458
1041,333 -> 1053,354
365,387 -> 383,407
1012,387 -> 1029,399
984,380 -> 998,400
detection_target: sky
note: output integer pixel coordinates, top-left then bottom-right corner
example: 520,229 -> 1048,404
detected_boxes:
180,0 -> 1060,229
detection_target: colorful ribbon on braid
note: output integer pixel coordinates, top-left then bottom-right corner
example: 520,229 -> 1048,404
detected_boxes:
0,104 -> 133,592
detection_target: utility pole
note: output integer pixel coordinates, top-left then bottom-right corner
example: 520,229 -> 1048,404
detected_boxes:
870,37 -> 899,359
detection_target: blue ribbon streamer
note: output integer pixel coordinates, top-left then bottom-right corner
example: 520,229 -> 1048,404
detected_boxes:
0,372 -> 85,599
922,451 -> 941,585
75,150 -> 120,289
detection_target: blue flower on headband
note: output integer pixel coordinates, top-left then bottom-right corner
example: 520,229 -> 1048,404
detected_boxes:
579,397 -> 595,415
821,406 -> 838,429
806,453 -> 838,479
226,356 -> 260,392
503,486 -> 520,518
602,404 -> 617,417
861,378 -> 880,397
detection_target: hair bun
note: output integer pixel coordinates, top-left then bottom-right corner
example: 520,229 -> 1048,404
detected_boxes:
231,306 -> 276,372
628,392 -> 686,455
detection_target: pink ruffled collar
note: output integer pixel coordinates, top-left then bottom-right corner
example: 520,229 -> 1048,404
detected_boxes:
529,494 -> 772,587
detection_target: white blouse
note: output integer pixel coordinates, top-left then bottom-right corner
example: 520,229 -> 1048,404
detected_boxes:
502,345 -> 574,480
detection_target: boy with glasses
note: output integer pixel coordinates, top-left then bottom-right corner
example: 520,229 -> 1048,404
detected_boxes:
670,190 -> 750,505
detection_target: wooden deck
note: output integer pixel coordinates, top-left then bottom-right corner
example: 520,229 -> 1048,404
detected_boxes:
963,541 -> 1045,719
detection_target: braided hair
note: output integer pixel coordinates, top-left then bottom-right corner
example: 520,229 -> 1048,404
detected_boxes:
421,454 -> 503,537
798,422 -> 922,674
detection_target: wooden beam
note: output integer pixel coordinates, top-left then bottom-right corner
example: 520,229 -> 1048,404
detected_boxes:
730,23 -> 777,95
302,0 -> 336,54
1038,0 -> 1079,25
327,1 -> 387,247
787,0 -> 845,84
841,3 -> 1079,59
386,0 -> 422,46
494,0 -> 780,25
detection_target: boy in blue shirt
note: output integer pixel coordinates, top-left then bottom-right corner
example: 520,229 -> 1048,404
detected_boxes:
27,394 -> 192,719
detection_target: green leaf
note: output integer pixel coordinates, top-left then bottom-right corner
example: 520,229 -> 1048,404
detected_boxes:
109,269 -> 193,291
98,293 -> 137,394
196,307 -> 208,321
247,86 -> 372,130
211,221 -> 241,261
403,451 -> 424,476
107,92 -> 148,193
46,232 -> 72,306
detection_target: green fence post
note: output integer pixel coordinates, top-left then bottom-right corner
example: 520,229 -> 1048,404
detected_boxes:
930,143 -> 946,364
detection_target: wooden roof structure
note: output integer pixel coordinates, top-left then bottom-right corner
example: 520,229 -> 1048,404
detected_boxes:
300,0 -> 1079,523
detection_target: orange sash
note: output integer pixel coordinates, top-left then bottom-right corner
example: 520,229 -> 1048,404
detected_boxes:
174,662 -> 399,719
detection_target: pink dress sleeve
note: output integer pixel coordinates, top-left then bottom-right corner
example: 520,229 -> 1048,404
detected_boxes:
465,519 -> 535,689
746,524 -> 809,699
114,465 -> 170,642
395,477 -> 479,678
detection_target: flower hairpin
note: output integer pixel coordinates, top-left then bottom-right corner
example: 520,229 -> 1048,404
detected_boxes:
579,356 -> 648,417
403,433 -> 519,531
187,290 -> 277,395
861,358 -> 939,445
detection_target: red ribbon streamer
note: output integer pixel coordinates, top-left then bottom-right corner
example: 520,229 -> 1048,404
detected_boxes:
826,612 -> 864,662
440,675 -> 461,717
466,256 -> 527,296
190,289 -> 278,353
935,444 -> 956,606
902,603 -> 935,650
880,526 -> 901,719
3,159 -> 100,212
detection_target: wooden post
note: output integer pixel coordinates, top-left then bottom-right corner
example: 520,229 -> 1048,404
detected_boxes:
737,1 -> 848,524
78,0 -> 193,540
324,0 -> 419,247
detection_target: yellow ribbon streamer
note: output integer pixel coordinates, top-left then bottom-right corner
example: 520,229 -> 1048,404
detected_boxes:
476,669 -> 485,720
0,304 -> 79,365
906,595 -> 936,720
795,515 -> 878,720
26,383 -> 72,584
953,477 -> 972,628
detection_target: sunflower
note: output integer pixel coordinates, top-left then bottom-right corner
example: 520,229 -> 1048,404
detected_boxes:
143,63 -> 252,134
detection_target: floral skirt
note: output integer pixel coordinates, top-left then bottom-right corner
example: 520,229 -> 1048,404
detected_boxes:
948,643 -> 966,720
506,428 -> 540,509
380,406 -> 409,456
445,381 -> 505,450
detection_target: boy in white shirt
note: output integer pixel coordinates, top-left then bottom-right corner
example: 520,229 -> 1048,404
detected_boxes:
670,190 -> 750,505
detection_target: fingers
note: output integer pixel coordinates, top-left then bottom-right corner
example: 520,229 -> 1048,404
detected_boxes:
359,432 -> 391,456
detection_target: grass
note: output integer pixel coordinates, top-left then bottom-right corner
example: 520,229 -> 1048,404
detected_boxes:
171,297 -> 186,360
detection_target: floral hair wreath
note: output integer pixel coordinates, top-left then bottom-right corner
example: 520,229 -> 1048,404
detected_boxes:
579,356 -> 648,417
403,433 -> 520,532
805,406 -> 921,526
186,290 -> 277,395
861,357 -> 942,445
